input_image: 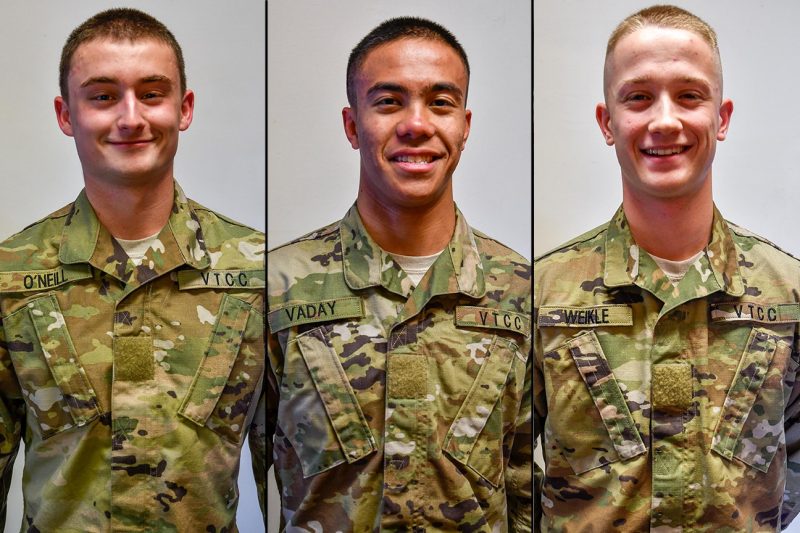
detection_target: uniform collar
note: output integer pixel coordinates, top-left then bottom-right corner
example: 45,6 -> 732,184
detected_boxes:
340,203 -> 485,300
58,181 -> 210,284
603,204 -> 744,297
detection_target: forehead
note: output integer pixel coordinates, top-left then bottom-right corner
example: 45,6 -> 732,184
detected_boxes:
355,38 -> 468,88
69,38 -> 179,82
607,26 -> 719,80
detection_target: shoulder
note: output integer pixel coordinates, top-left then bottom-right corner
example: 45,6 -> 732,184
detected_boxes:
267,217 -> 343,293
726,219 -> 800,280
267,219 -> 342,269
534,222 -> 607,263
0,202 -> 74,271
188,199 -> 264,270
471,227 -> 530,267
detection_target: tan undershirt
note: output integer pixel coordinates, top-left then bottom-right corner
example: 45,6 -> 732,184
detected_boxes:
649,249 -> 705,285
115,230 -> 162,266
390,250 -> 443,286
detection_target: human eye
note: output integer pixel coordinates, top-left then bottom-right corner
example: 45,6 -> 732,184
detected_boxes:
431,97 -> 455,108
90,94 -> 113,102
142,91 -> 163,100
625,93 -> 649,102
375,96 -> 400,106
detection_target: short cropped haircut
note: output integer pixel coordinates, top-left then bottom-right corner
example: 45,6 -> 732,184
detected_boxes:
604,5 -> 722,96
346,16 -> 470,107
59,8 -> 186,101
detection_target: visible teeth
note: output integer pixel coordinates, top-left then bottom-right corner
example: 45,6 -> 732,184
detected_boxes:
395,155 -> 433,163
645,147 -> 684,156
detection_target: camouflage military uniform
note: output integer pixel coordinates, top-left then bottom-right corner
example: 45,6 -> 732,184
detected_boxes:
267,204 -> 532,531
0,182 -> 266,532
534,205 -> 800,532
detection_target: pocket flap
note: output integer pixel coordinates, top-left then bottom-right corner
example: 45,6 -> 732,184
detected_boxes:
178,294 -> 251,425
443,336 -> 518,487
28,295 -> 100,427
566,331 -> 646,461
712,327 -> 783,472
296,327 -> 376,463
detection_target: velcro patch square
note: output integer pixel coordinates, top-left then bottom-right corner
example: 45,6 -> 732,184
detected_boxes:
114,336 -> 154,382
387,354 -> 427,399
652,363 -> 693,411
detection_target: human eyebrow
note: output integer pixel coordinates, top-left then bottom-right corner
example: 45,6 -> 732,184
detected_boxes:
79,76 -> 117,88
429,82 -> 463,99
366,82 -> 407,99
141,75 -> 172,84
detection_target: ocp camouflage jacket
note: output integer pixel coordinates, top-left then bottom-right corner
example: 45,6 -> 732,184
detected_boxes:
0,182 -> 266,532
267,204 -> 532,532
534,205 -> 800,532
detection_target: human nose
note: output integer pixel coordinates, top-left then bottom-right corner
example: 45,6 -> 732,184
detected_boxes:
395,103 -> 435,139
116,92 -> 146,131
648,94 -> 682,135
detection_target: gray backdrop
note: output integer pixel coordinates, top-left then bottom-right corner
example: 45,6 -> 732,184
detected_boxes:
535,2 -> 800,530
534,0 -> 800,258
1,1 -> 265,531
267,0 -> 531,530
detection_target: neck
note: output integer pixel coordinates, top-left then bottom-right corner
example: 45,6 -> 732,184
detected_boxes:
622,180 -> 714,261
356,189 -> 455,256
84,175 -> 175,240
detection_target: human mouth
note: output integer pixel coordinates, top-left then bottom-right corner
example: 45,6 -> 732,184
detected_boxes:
393,154 -> 435,164
642,146 -> 689,156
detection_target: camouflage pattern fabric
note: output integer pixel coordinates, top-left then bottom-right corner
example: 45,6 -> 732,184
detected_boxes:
0,182 -> 266,532
534,205 -> 800,532
267,204 -> 532,531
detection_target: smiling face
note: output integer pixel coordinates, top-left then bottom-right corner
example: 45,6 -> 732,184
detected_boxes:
54,38 -> 193,187
596,26 -> 732,201
343,37 -> 471,211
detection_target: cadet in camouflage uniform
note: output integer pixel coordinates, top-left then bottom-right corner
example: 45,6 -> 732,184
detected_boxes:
267,17 -> 532,532
0,9 -> 265,532
534,5 -> 800,532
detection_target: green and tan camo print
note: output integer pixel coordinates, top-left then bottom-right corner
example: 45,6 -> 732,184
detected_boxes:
268,205 -> 532,531
534,205 -> 800,532
0,182 -> 265,532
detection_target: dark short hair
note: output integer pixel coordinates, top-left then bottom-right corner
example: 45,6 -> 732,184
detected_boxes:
59,8 -> 186,101
346,16 -> 470,107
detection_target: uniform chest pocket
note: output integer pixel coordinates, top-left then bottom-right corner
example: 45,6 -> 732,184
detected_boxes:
712,327 -> 794,472
280,325 -> 377,477
442,335 -> 526,488
4,294 -> 100,439
178,293 -> 265,444
542,330 -> 646,475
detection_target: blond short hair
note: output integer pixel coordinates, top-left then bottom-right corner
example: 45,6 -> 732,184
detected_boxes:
604,5 -> 722,96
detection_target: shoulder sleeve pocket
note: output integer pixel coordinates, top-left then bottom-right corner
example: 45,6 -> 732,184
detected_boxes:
277,325 -> 377,477
543,330 -> 645,475
443,335 -> 524,488
6,294 -> 100,438
178,293 -> 264,444
712,327 -> 791,472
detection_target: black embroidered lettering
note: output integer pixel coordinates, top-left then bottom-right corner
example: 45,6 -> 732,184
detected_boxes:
327,301 -> 336,314
514,316 -> 522,330
768,307 -> 777,321
239,272 -> 248,286
479,311 -> 488,325
225,273 -> 235,286
23,275 -> 33,289
601,308 -> 609,323
284,307 -> 295,321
